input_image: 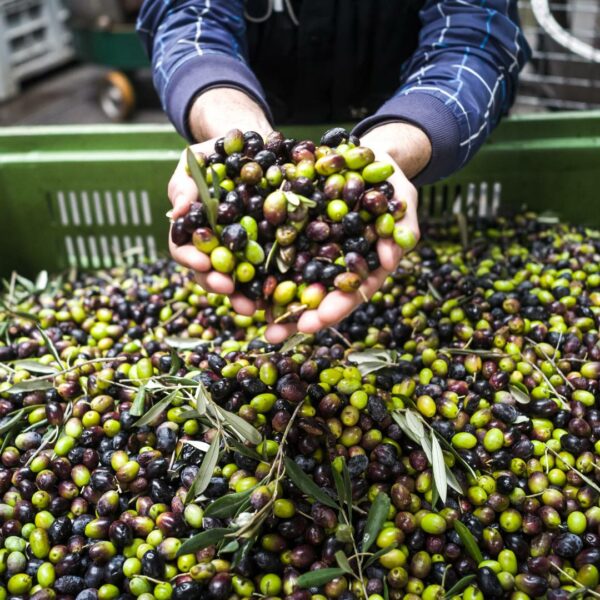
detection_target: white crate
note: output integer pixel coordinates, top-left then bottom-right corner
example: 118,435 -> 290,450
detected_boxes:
517,0 -> 600,111
0,0 -> 74,102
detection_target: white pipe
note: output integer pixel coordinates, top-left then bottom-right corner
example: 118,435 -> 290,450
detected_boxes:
531,0 -> 600,63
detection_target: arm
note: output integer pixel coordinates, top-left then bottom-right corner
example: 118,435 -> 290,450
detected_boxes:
138,1 -> 272,315
137,0 -> 272,140
353,0 -> 531,185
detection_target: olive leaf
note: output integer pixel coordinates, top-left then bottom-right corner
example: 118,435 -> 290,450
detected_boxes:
204,488 -> 254,518
36,325 -> 63,368
341,459 -> 353,522
430,433 -> 448,504
427,281 -> 442,301
509,382 -> 531,404
165,337 -> 205,350
361,491 -> 390,552
297,568 -> 346,589
181,439 -> 211,452
11,360 -> 58,375
220,540 -> 240,553
217,407 -> 262,445
330,459 -> 354,520
186,147 -> 218,232
429,423 -> 478,480
406,410 -> 425,441
453,521 -> 483,565
276,253 -> 292,274
383,577 -> 390,600
298,195 -> 317,208
331,460 -> 352,517
232,537 -> 255,569
177,527 -> 231,556
445,467 -> 464,496
284,457 -> 339,509
334,550 -> 353,574
130,385 -> 147,417
444,575 -> 476,599
279,332 -> 312,355
229,439 -> 263,461
133,389 -> 178,427
0,411 -> 27,434
347,349 -> 397,376
392,412 -> 422,445
265,240 -> 279,271
421,433 -> 433,464
0,298 -> 40,323
6,379 -> 53,394
284,191 -> 300,207
513,415 -> 530,425
178,410 -> 202,421
186,435 -> 220,503
194,382 -> 210,416
364,543 -> 398,568
15,273 -> 35,293
169,348 -> 182,376
440,348 -> 508,359
35,271 -> 49,292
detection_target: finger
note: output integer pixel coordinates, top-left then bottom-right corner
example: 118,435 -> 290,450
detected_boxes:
168,154 -> 198,219
169,238 -> 211,273
377,238 -> 402,272
230,293 -> 257,316
317,290 -> 362,326
398,187 -> 421,244
297,309 -> 324,333
265,323 -> 298,344
359,267 -> 389,298
194,271 -> 235,295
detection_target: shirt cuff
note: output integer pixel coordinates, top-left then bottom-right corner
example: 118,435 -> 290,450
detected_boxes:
164,54 -> 273,140
352,92 -> 462,186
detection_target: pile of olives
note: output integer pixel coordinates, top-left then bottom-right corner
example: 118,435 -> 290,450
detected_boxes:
171,128 -> 415,321
1,212 -> 600,600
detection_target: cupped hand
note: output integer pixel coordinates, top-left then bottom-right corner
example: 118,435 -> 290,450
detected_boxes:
167,140 -> 257,316
264,149 -> 420,344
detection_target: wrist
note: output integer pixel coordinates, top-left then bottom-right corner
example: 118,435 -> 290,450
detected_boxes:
189,88 -> 273,142
360,122 -> 432,180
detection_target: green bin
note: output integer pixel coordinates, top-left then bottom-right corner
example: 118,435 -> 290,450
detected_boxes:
0,112 -> 598,278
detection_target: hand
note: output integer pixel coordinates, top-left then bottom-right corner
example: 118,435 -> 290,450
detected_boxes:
166,88 -> 272,315
264,148 -> 420,344
167,140 -> 258,315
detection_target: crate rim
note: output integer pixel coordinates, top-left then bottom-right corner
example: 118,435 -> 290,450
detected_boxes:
1,109 -> 599,139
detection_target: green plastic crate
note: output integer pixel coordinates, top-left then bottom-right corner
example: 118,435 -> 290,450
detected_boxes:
0,112 -> 599,278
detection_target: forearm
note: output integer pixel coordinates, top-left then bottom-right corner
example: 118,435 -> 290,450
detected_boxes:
189,88 -> 273,142
137,0 -> 272,140
354,0 -> 530,184
360,123 -> 432,181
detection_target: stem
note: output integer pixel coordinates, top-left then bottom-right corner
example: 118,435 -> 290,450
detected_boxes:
341,510 -> 368,600
328,327 -> 352,348
273,304 -> 307,324
9,355 -> 126,386
525,336 -> 575,390
552,564 -> 600,599
138,575 -> 167,585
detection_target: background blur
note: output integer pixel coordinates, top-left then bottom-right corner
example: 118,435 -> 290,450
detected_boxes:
0,0 -> 598,127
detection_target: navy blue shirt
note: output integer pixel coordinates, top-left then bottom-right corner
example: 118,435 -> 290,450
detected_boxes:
138,1 -> 530,185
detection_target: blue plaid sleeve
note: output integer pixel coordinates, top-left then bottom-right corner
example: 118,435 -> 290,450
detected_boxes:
354,0 -> 531,185
137,0 -> 271,139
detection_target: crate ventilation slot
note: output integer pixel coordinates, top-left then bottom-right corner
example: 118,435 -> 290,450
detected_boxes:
53,190 -> 157,268
419,181 -> 502,220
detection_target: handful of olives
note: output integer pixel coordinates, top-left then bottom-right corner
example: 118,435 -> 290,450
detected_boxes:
170,128 -> 414,322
